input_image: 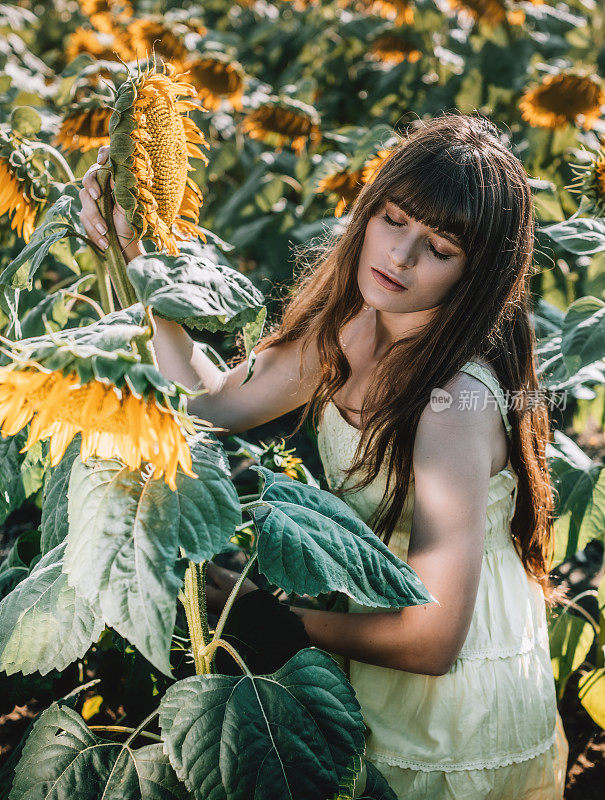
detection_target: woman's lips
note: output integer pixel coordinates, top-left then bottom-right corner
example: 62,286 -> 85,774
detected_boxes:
371,267 -> 407,292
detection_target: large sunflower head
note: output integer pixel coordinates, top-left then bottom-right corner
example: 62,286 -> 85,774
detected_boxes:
185,53 -> 245,112
65,25 -> 132,64
242,97 -> 321,156
369,34 -> 422,65
445,0 -> 507,26
0,306 -> 211,490
519,72 -> 605,130
567,145 -> 605,217
127,18 -> 190,70
54,100 -> 113,154
0,127 -> 49,243
109,61 -> 210,255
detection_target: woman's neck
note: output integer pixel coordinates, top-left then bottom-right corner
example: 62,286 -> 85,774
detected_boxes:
370,305 -> 440,358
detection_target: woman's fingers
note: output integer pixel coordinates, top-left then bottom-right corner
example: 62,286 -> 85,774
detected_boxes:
97,145 -> 109,165
79,194 -> 109,250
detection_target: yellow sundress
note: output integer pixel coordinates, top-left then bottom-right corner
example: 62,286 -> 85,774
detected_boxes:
316,360 -> 569,800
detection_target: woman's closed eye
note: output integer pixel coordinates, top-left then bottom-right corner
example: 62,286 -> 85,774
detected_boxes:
381,212 -> 452,261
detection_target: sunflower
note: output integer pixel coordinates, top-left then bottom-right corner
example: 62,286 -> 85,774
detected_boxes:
369,35 -> 422,65
567,147 -> 605,217
110,62 -> 210,255
519,72 -> 605,130
0,307 -> 208,490
316,168 -> 365,217
242,97 -> 321,156
65,25 -> 132,64
0,129 -> 48,243
280,453 -> 304,480
54,103 -> 113,153
362,147 -> 394,184
127,19 -> 190,69
445,0 -> 507,26
185,54 -> 245,112
342,0 -> 414,25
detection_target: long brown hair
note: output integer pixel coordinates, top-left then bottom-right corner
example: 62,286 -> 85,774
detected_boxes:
256,111 -> 559,603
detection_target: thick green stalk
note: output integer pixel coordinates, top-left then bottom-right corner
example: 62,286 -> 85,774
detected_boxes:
89,248 -> 115,315
182,561 -> 211,675
96,168 -> 138,309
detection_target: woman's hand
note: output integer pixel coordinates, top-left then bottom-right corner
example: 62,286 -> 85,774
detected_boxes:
204,561 -> 259,616
78,145 -> 139,254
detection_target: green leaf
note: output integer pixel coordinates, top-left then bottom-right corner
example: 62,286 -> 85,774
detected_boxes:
249,467 -> 434,608
539,216 -> 605,255
126,253 -> 265,333
0,428 -> 46,525
9,703 -> 189,800
10,106 -> 41,137
159,648 -> 365,800
0,543 -> 103,676
356,761 -> 398,800
578,668 -> 605,729
240,306 -> 266,386
40,435 -> 81,554
0,194 -> 77,290
64,437 -> 240,674
548,606 -> 595,700
561,296 -> 605,375
0,529 -> 40,598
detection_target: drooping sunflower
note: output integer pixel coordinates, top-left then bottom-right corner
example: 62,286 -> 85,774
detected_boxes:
445,0 -> 507,26
567,147 -> 605,217
316,168 -> 365,218
185,53 -> 245,112
0,128 -> 49,243
54,102 -> 113,153
127,18 -> 190,70
519,72 -> 605,131
242,97 -> 321,156
65,25 -> 132,64
342,0 -> 414,25
0,307 -> 210,490
110,62 -> 210,255
369,35 -> 422,65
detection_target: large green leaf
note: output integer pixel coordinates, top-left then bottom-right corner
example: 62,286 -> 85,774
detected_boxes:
249,467 -> 434,608
0,543 -> 103,676
64,436 -> 241,673
126,253 -> 265,333
0,428 -> 46,525
578,668 -> 605,729
548,431 -> 604,557
9,702 -> 189,800
539,216 -> 605,255
159,648 -> 365,800
561,296 -> 605,375
40,435 -> 81,554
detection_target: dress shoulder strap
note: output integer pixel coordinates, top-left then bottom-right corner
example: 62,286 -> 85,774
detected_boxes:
459,361 -> 512,439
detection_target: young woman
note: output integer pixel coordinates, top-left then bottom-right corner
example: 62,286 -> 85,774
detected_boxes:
80,111 -> 569,799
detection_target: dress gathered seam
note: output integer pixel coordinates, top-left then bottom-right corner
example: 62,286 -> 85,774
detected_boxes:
365,729 -> 557,773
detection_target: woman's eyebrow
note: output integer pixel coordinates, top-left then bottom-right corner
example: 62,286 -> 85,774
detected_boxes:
385,201 -> 462,248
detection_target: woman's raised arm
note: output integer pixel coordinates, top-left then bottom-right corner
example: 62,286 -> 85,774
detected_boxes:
79,146 -> 322,436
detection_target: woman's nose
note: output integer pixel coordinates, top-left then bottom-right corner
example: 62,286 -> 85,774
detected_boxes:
390,236 -> 419,269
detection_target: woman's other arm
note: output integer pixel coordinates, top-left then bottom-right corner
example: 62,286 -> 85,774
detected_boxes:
291,374 -> 496,675
79,147 -> 321,435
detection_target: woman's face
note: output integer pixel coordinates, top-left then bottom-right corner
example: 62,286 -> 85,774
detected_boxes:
357,200 -> 467,314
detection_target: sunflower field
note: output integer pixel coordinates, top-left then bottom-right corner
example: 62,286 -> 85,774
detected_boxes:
0,0 -> 604,798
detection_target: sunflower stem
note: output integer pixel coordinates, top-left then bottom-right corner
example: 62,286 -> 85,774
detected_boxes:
96,168 -> 138,309
213,551 -> 258,644
182,560 -> 211,675
89,248 -> 115,315
28,142 -> 75,183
